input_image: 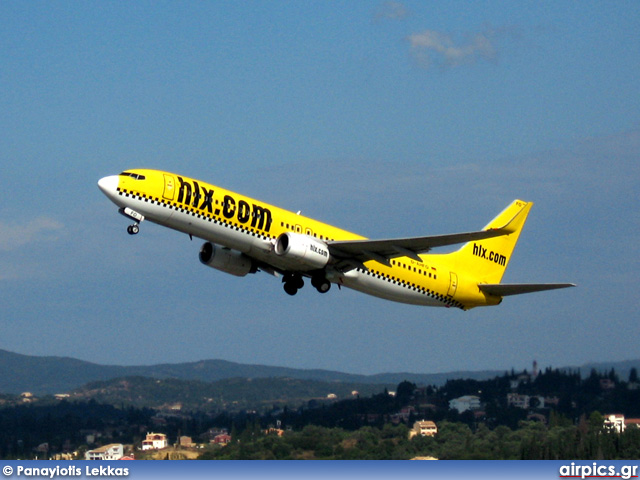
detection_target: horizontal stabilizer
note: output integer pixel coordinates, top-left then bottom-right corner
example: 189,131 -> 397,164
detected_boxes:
479,283 -> 576,297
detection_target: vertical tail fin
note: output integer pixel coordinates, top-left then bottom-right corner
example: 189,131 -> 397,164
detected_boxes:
449,200 -> 533,284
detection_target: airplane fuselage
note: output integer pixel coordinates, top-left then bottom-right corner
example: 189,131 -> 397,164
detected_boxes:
99,170 -> 483,309
98,169 -> 574,309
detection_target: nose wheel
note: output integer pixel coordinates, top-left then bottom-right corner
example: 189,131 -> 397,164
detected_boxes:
119,208 -> 144,235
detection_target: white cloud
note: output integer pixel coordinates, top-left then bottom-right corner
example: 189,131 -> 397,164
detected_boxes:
408,28 -> 501,69
0,217 -> 64,252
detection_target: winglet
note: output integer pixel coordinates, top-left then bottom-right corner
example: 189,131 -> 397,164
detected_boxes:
487,200 -> 532,235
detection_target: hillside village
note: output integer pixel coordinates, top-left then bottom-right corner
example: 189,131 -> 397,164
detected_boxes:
2,363 -> 640,459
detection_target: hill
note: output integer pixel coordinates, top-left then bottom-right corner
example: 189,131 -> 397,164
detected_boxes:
0,349 -> 501,395
1,349 -> 638,396
67,376 -> 385,411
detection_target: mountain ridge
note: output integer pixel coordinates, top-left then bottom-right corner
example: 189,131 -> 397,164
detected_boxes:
1,348 -> 638,395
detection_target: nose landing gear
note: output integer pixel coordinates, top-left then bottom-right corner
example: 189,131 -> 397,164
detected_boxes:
119,207 -> 144,236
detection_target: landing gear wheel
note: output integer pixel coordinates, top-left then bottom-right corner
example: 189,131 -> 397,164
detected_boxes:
283,273 -> 304,296
312,276 -> 331,293
127,224 -> 139,235
283,282 -> 298,296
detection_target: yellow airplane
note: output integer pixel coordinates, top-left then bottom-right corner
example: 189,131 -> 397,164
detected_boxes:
98,169 -> 574,310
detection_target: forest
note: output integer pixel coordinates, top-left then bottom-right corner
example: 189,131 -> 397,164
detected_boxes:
199,417 -> 640,460
0,366 -> 639,459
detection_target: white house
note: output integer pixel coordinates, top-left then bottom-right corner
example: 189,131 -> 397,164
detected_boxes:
141,432 -> 168,450
85,444 -> 124,460
449,395 -> 481,413
411,420 -> 438,437
604,414 -> 626,433
507,393 -> 545,409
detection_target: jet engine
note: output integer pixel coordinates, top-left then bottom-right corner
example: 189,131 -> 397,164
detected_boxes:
274,232 -> 331,270
199,242 -> 256,277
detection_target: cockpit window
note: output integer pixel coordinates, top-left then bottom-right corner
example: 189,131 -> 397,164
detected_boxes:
119,171 -> 146,180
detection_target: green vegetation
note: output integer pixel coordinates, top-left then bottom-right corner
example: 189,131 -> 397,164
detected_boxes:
1,366 -> 640,459
198,420 -> 640,460
69,376 -> 383,412
0,400 -> 153,459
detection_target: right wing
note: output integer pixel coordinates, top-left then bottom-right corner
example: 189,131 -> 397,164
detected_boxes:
326,201 -> 529,271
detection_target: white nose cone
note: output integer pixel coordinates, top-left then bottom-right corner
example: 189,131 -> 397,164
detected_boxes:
98,175 -> 119,199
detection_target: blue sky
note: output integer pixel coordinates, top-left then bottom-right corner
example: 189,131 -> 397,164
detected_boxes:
1,1 -> 638,375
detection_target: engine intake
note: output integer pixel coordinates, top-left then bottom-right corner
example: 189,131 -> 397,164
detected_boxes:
274,232 -> 331,270
199,242 -> 256,277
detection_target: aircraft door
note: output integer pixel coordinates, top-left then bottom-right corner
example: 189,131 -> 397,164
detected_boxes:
163,174 -> 175,200
447,272 -> 458,297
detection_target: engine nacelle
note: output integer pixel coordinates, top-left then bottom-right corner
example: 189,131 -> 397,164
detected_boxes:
274,232 -> 331,270
199,242 -> 256,277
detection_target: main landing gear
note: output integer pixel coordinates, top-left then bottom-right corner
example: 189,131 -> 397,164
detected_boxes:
283,273 -> 304,296
282,273 -> 331,296
311,275 -> 331,294
127,224 -> 140,235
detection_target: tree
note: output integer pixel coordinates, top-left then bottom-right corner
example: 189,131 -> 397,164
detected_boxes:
589,411 -> 604,431
396,381 -> 417,405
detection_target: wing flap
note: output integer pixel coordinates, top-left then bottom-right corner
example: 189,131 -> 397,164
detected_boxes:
478,283 -> 576,297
